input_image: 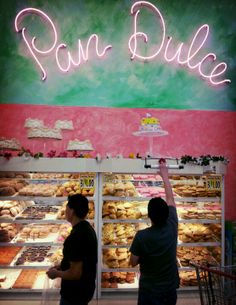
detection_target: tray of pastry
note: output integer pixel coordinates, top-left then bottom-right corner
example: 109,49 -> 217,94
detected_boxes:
12,269 -> 46,289
15,205 -> 59,221
10,245 -> 54,267
0,200 -> 34,219
0,246 -> 22,266
17,182 -> 60,197
177,206 -> 221,221
101,272 -> 138,289
11,223 -> 61,244
178,223 -> 221,243
0,269 -> 22,289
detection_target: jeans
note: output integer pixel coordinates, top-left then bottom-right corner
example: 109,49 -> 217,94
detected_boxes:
60,297 -> 89,305
138,289 -> 177,305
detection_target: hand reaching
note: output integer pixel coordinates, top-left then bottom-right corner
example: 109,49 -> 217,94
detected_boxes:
159,158 -> 168,178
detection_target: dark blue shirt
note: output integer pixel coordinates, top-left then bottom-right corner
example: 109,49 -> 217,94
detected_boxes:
130,206 -> 179,293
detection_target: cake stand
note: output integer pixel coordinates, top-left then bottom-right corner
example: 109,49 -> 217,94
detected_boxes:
133,130 -> 168,157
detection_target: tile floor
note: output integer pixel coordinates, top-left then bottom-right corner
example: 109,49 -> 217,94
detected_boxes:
0,291 -> 201,305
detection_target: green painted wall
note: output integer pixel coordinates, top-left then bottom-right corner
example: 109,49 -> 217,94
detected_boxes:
0,0 -> 235,110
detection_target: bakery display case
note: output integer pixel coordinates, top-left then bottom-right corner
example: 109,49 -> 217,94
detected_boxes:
0,164 -> 97,296
0,157 -> 226,298
99,171 -> 224,295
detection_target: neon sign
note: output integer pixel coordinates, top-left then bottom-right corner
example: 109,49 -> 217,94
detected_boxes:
14,1 -> 230,86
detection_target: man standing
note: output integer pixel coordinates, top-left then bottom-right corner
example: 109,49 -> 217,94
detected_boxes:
47,194 -> 98,305
129,160 -> 179,305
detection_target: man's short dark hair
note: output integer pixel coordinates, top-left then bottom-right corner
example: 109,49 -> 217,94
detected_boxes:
67,194 -> 89,219
148,197 -> 169,226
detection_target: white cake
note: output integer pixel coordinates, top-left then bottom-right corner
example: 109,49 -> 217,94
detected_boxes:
0,137 -> 21,150
139,116 -> 162,132
27,127 -> 62,139
54,120 -> 74,130
67,139 -> 93,151
24,118 -> 44,128
133,114 -> 168,136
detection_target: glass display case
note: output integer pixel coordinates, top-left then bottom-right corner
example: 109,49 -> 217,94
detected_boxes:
0,157 -> 226,298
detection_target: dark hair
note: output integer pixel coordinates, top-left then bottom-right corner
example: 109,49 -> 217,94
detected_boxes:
67,194 -> 89,219
148,197 -> 169,226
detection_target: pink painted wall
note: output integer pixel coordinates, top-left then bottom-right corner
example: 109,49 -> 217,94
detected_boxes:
1,104 -> 236,220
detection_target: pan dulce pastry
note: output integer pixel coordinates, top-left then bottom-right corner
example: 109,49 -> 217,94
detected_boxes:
0,223 -> 20,242
18,184 -> 58,196
103,181 -> 137,197
177,246 -> 217,266
56,181 -> 81,197
14,246 -> 51,265
178,223 -> 219,243
14,224 -> 60,242
179,270 -> 198,286
0,179 -> 28,196
12,269 -> 40,289
102,223 -> 136,245
177,207 -> 221,220
0,247 -> 22,265
16,205 -> 59,220
103,248 -> 130,268
102,201 -> 142,220
101,271 -> 135,287
48,248 -> 63,265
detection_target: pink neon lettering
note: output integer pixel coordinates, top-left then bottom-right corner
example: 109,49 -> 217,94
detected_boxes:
130,1 -> 230,85
14,3 -> 230,86
129,1 -> 166,60
56,34 -> 112,73
15,8 -> 58,80
15,8 -> 112,80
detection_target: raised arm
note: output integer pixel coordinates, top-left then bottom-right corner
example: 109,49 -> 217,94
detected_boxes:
159,159 -> 176,208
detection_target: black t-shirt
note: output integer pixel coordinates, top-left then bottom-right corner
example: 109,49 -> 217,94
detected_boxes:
130,206 -> 179,294
60,220 -> 98,303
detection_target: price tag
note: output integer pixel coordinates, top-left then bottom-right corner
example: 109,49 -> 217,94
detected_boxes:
80,174 -> 95,189
206,176 -> 221,190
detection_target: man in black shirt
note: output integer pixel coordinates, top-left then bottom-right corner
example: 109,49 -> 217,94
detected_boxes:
129,160 -> 179,305
47,194 -> 98,305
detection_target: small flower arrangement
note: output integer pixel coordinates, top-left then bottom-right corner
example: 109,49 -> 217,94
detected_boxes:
180,154 -> 229,166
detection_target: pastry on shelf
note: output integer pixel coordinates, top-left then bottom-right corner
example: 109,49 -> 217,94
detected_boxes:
103,181 -> 138,197
14,246 -> 51,266
14,224 -> 60,243
102,201 -> 142,220
0,247 -> 22,265
0,223 -> 21,242
0,179 -> 28,196
178,223 -> 221,243
103,248 -> 130,268
12,269 -> 41,289
16,205 -> 59,220
56,181 -> 81,197
0,200 -> 31,218
177,246 -> 218,267
101,271 -> 136,288
179,270 -> 198,286
18,183 -> 58,197
102,223 -> 136,245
